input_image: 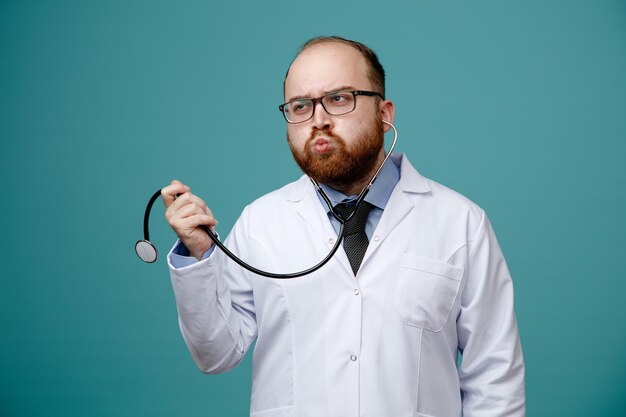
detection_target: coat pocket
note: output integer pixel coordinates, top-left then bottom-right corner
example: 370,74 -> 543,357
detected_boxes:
395,254 -> 464,332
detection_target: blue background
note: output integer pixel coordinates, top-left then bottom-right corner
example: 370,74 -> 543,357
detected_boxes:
1,0 -> 625,416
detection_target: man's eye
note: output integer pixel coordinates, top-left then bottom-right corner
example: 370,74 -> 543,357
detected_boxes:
328,93 -> 351,106
291,101 -> 312,114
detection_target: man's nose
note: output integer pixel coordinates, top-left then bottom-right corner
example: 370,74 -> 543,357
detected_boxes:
311,101 -> 333,130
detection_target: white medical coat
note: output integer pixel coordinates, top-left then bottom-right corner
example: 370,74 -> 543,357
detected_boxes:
168,154 -> 525,417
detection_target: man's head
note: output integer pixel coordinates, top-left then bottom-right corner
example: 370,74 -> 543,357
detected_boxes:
284,36 -> 386,98
282,36 -> 395,193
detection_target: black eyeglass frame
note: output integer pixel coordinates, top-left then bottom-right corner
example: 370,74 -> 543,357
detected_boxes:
278,90 -> 384,124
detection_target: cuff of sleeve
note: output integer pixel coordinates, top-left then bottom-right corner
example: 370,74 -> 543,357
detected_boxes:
169,240 -> 216,269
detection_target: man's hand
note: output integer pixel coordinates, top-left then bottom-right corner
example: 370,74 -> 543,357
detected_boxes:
162,180 -> 218,260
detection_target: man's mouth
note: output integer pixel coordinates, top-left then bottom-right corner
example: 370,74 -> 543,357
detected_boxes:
311,137 -> 333,155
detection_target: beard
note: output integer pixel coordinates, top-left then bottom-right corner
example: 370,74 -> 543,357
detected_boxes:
288,117 -> 385,188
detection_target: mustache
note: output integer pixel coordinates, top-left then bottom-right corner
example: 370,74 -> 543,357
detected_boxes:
306,127 -> 344,146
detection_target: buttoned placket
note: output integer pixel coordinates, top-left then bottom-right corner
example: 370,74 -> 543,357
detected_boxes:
324,234 -> 363,415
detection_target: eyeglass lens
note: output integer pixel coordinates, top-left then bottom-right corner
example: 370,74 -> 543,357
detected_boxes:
285,91 -> 356,123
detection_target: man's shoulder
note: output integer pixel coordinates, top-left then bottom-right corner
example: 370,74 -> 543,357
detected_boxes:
398,154 -> 485,219
425,177 -> 483,212
246,175 -> 311,210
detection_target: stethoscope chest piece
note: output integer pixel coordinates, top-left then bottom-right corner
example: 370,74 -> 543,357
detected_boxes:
135,239 -> 158,263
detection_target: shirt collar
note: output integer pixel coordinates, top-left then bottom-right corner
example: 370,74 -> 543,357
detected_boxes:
317,156 -> 401,211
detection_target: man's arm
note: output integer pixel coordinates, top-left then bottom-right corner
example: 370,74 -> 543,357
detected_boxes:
162,180 -> 256,373
457,211 -> 526,416
168,219 -> 257,374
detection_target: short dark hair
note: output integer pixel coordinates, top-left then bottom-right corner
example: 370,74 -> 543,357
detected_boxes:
284,36 -> 386,98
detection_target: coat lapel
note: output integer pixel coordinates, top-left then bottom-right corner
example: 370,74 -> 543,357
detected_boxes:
286,176 -> 355,276
362,154 -> 431,261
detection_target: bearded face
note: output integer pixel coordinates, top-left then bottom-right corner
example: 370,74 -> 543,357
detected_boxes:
288,116 -> 384,189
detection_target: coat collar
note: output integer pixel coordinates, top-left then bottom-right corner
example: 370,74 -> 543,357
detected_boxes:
285,153 -> 431,203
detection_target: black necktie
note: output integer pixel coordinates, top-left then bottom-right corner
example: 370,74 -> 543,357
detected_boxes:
334,201 -> 373,276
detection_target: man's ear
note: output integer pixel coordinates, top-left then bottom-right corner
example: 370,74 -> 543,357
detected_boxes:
380,99 -> 395,132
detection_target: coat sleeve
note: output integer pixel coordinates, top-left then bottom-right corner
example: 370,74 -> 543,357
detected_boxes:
457,211 -> 526,416
167,208 -> 257,374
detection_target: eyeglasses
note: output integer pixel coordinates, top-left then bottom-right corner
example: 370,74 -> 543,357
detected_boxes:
279,90 -> 384,124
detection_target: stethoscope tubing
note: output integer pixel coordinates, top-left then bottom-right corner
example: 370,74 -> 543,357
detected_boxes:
200,221 -> 346,279
136,121 -> 398,278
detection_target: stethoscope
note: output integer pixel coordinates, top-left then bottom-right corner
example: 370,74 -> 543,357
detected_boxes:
135,120 -> 398,279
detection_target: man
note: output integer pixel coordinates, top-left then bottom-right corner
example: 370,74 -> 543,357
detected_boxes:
162,36 -> 525,417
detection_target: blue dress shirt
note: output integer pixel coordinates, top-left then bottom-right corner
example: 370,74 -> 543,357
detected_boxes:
317,156 -> 400,240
